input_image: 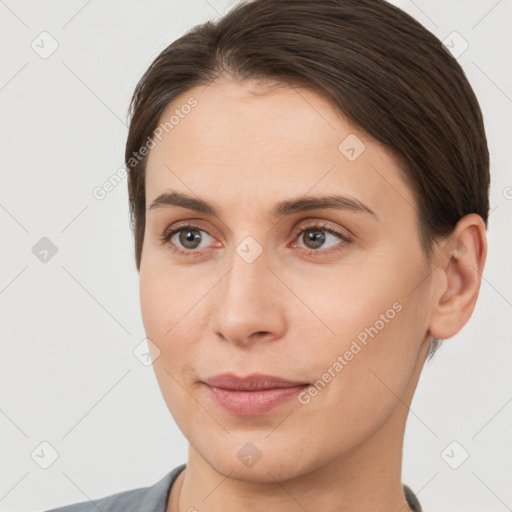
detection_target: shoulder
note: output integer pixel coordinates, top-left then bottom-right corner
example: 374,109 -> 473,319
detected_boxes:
41,464 -> 186,512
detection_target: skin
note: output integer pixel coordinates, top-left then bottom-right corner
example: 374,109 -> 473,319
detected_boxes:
139,78 -> 487,512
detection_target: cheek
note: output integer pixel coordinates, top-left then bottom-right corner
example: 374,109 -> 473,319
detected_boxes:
295,251 -> 428,389
139,260 -> 205,339
139,267 -> 196,399
139,266 -> 200,430
139,263 -> 210,396
302,266 -> 427,422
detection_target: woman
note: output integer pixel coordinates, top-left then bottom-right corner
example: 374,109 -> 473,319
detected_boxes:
46,0 -> 489,510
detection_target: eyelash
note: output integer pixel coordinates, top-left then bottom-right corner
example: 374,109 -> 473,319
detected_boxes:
159,221 -> 352,259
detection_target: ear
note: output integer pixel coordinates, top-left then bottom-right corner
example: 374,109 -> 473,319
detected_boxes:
428,213 -> 487,341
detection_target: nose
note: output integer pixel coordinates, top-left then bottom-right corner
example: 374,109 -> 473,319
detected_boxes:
209,249 -> 287,347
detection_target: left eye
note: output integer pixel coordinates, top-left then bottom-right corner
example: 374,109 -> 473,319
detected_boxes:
294,226 -> 345,251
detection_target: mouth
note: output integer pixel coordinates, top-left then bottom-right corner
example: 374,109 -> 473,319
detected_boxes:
202,373 -> 310,416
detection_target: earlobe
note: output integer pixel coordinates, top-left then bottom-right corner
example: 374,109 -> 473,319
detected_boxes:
428,214 -> 487,341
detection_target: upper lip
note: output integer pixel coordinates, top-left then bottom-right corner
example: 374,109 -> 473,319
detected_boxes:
203,373 -> 309,391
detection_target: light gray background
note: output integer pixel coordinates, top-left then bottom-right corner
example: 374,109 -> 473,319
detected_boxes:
1,1 -> 511,511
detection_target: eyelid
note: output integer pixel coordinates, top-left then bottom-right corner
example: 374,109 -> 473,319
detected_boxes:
291,218 -> 353,240
160,219 -> 217,241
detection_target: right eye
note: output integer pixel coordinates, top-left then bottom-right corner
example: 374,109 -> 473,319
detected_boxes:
160,223 -> 218,257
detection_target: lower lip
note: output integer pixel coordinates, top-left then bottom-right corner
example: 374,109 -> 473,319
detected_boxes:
204,383 -> 309,416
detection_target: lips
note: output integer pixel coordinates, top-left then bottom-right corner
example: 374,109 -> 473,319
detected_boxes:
203,373 -> 309,390
202,373 -> 310,416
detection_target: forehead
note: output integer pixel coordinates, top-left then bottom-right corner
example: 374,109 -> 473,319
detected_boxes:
144,78 -> 415,222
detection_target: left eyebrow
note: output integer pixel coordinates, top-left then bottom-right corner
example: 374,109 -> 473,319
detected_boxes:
148,190 -> 377,219
272,194 -> 377,218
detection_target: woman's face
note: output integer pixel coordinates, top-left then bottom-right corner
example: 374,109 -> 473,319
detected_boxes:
140,78 -> 434,481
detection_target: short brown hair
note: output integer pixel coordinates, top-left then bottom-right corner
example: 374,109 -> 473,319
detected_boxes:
125,0 -> 490,358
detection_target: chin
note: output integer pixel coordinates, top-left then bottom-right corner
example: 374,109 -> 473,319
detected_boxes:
210,453 -> 309,483
191,432 -> 322,484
